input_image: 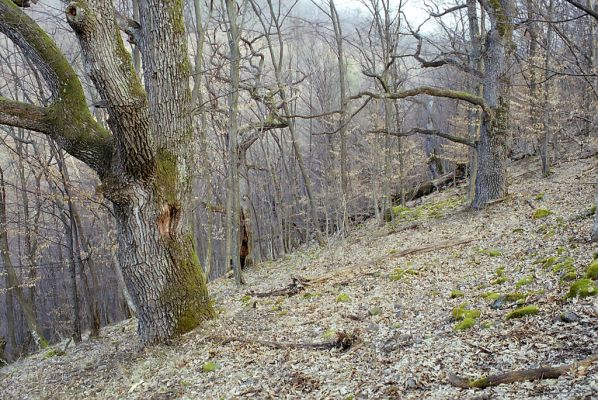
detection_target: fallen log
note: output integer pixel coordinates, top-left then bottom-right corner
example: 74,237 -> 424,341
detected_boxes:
447,353 -> 598,389
209,330 -> 357,352
247,276 -> 310,298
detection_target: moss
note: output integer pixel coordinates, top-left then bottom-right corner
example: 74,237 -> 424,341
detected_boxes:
385,196 -> 463,222
390,322 -> 401,329
505,305 -> 539,319
565,279 -> 598,299
491,276 -> 507,285
201,361 -> 219,372
303,292 -> 321,299
43,348 -> 65,359
452,303 -> 481,321
481,321 -> 493,329
504,292 -> 526,302
240,295 -> 252,305
162,235 -> 215,335
155,148 -> 179,204
586,259 -> 598,280
536,255 -> 557,269
483,292 -> 500,301
336,293 -> 351,303
322,328 -> 336,340
390,267 -> 418,281
454,317 -> 476,331
469,376 -> 490,388
551,258 -> 574,273
480,248 -> 502,257
532,208 -> 553,219
368,307 -> 382,316
495,266 -> 505,276
560,271 -> 578,282
535,192 -> 545,200
515,275 -> 534,289
450,289 -> 464,298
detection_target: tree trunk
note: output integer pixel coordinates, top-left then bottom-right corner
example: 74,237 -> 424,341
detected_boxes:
472,0 -> 514,209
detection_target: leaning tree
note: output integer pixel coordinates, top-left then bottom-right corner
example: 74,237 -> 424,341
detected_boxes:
0,0 -> 213,344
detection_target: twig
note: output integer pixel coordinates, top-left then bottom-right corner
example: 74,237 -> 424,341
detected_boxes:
447,353 -> 598,389
391,238 -> 474,258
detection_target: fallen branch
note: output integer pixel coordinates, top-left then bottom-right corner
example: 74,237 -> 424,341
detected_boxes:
247,276 -> 310,298
209,331 -> 357,352
447,353 -> 598,389
391,238 -> 474,258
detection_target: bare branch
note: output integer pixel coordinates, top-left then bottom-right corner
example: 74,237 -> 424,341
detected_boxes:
563,0 -> 598,20
0,97 -> 49,133
350,86 -> 488,114
369,127 -> 476,147
430,4 -> 467,18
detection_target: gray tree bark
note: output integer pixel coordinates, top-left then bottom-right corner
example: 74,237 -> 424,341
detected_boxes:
0,0 -> 213,344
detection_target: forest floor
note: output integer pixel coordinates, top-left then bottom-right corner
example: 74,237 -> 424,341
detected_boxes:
1,156 -> 598,400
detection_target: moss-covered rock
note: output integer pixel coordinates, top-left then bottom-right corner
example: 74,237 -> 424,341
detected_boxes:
505,305 -> 539,319
532,208 -> 553,219
450,289 -> 464,298
565,279 -> 598,299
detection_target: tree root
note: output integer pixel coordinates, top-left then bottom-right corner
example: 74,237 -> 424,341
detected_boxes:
447,353 -> 598,389
209,330 -> 357,352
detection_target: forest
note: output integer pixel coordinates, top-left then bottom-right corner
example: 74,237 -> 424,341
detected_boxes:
0,0 -> 597,398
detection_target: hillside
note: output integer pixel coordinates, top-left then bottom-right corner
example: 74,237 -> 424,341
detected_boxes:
1,157 -> 597,400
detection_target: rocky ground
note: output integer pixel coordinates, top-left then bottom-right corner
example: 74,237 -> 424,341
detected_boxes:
1,156 -> 597,400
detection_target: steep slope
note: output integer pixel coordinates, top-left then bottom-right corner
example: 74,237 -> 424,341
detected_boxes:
1,157 -> 597,400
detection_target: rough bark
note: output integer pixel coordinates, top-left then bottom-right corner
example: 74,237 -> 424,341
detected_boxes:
472,0 -> 514,209
0,0 -> 214,344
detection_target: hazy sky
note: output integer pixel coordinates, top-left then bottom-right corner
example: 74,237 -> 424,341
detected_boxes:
335,0 -> 430,25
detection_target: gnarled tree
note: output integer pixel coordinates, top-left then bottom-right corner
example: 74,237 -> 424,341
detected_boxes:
0,0 -> 213,344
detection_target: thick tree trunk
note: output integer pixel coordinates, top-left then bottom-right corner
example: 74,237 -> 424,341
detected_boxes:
113,187 -> 212,343
472,1 -> 513,209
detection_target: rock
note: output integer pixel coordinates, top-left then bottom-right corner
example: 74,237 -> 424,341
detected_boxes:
404,377 -> 417,389
490,296 -> 507,309
366,323 -> 379,333
559,311 -> 579,323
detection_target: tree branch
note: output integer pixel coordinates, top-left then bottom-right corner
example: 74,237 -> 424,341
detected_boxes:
0,0 -> 114,175
350,86 -> 488,114
0,97 -> 49,133
563,0 -> 598,20
430,4 -> 467,18
370,127 -> 476,147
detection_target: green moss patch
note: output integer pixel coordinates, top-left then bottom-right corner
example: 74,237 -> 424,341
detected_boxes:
389,267 -> 418,281
586,259 -> 598,280
450,289 -> 464,298
491,276 -> 508,285
532,208 -> 553,219
336,293 -> 351,303
385,196 -> 463,222
515,275 -> 534,289
454,317 -> 476,331
452,303 -> 481,321
505,305 -> 539,320
565,279 -> 597,299
201,361 -> 220,372
480,248 -> 502,257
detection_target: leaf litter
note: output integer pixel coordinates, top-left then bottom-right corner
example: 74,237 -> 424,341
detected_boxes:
1,157 -> 597,399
